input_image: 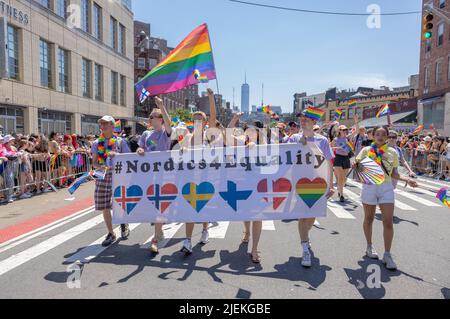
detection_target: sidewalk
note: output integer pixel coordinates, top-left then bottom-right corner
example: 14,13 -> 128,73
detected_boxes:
0,182 -> 95,242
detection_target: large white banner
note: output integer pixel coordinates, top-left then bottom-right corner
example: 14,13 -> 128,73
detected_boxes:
111,143 -> 330,224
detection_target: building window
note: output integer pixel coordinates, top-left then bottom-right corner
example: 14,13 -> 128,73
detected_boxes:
423,102 -> 445,129
110,16 -> 117,49
111,71 -> 118,104
81,0 -> 90,33
82,58 -> 92,98
56,0 -> 67,18
424,66 -> 430,88
118,23 -> 126,54
7,25 -> 19,80
37,0 -> 50,9
40,39 -> 52,88
137,57 -> 145,69
448,56 -> 450,81
120,75 -> 126,106
436,62 -> 442,85
38,111 -> 71,135
94,64 -> 103,101
437,23 -> 444,47
93,3 -> 102,40
439,0 -> 446,8
58,48 -> 69,93
425,39 -> 431,53
348,108 -> 354,119
148,58 -> 157,69
0,107 -> 24,134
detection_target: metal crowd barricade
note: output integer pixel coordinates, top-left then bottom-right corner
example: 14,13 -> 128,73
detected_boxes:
402,148 -> 447,178
0,151 -> 92,203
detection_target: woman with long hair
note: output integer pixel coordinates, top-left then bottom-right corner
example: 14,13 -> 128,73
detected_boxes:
355,126 -> 418,270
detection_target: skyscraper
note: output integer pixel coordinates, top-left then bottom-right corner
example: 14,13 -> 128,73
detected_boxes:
241,74 -> 250,114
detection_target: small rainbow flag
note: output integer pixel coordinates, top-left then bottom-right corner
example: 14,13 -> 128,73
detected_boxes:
135,24 -> 216,97
436,187 -> 450,208
262,105 -> 271,113
335,109 -> 343,119
376,104 -> 390,118
303,107 -> 325,121
171,117 -> 180,127
413,125 -> 424,135
114,120 -> 121,134
348,100 -> 357,108
347,141 -> 355,152
193,69 -> 209,83
186,122 -> 194,130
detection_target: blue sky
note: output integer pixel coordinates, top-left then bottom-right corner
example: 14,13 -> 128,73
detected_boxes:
132,0 -> 422,113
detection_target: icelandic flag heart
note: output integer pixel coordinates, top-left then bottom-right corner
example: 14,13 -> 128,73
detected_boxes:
114,185 -> 143,215
296,178 -> 328,208
257,178 -> 292,210
147,184 -> 178,214
182,182 -> 215,213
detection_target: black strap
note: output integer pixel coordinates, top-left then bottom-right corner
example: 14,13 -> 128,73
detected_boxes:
380,159 -> 390,177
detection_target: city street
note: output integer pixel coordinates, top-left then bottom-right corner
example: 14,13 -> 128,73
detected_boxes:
0,176 -> 449,299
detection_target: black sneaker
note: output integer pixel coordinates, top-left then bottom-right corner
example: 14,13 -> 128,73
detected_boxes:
102,233 -> 116,247
340,195 -> 345,203
121,224 -> 130,239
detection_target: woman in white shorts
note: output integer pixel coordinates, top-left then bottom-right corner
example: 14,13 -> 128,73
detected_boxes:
355,126 -> 418,271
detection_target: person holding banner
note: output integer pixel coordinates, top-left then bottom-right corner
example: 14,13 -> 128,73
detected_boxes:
179,88 -> 218,254
290,108 -> 335,268
354,126 -> 418,270
136,96 -> 173,255
91,116 -> 131,247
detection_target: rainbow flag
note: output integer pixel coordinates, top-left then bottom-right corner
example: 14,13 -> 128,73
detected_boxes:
348,100 -> 357,108
437,187 -> 450,208
114,120 -> 121,134
376,104 -> 390,118
347,141 -> 355,152
413,125 -> 424,135
335,109 -> 343,119
303,107 -> 325,121
135,24 -> 216,96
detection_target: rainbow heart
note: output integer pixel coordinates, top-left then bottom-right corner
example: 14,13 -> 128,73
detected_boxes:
296,178 -> 328,208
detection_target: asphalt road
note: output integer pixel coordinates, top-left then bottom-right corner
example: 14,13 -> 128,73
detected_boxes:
0,177 -> 449,299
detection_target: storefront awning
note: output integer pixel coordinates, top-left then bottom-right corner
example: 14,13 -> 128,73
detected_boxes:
419,94 -> 444,104
357,111 -> 417,128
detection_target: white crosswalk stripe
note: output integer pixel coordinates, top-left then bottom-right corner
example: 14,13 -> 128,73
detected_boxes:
0,215 -> 104,277
66,223 -> 141,264
262,220 -> 276,230
394,189 -> 441,207
327,202 -> 356,219
346,180 -> 418,211
208,222 -> 230,239
141,223 -> 184,249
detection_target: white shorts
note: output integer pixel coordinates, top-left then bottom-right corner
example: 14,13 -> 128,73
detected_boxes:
361,182 -> 395,205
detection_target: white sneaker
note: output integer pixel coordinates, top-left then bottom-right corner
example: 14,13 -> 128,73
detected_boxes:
366,245 -> 379,259
301,249 -> 312,268
7,198 -> 14,203
181,239 -> 193,254
382,253 -> 397,270
199,230 -> 209,244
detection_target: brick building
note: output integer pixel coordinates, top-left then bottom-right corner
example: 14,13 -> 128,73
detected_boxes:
418,0 -> 450,135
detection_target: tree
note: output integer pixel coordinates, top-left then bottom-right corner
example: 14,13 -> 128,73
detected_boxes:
170,108 -> 192,123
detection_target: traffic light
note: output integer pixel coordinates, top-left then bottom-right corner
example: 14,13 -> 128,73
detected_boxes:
422,13 -> 434,40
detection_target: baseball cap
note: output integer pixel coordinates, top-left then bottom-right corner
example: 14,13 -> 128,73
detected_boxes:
98,115 -> 115,124
2,135 -> 15,144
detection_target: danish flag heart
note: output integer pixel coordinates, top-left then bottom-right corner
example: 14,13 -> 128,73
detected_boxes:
257,178 -> 292,210
296,178 -> 328,208
147,184 -> 178,214
114,185 -> 143,215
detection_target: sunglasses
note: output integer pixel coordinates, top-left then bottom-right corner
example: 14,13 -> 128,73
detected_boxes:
149,116 -> 162,120
389,136 -> 397,139
340,129 -> 348,131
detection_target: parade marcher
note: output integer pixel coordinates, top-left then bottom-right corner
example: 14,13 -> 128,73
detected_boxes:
91,115 -> 131,247
178,88 -> 217,254
136,96 -> 172,255
355,126 -> 418,270
330,124 -> 353,202
387,130 -> 415,189
289,109 -> 335,267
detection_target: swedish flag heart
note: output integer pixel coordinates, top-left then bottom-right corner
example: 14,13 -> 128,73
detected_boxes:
114,185 -> 143,215
296,178 -> 328,208
182,182 -> 215,213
